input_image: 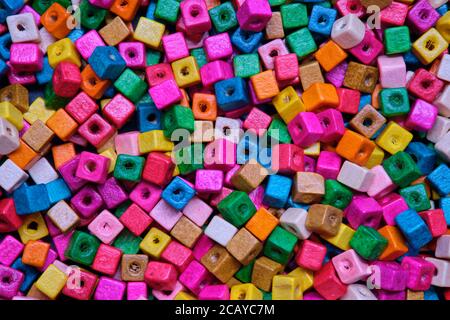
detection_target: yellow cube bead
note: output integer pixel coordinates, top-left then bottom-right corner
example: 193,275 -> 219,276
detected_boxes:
18,213 -> 49,244
172,56 -> 201,88
175,291 -> 197,300
412,28 -> 447,65
35,264 -> 68,300
321,223 -> 355,251
272,275 -> 302,300
139,130 -> 174,154
134,17 -> 165,50
23,97 -> 55,125
304,142 -> 321,156
140,227 -> 171,258
288,267 -> 314,292
436,12 -> 450,42
100,99 -> 112,109
0,101 -> 24,130
365,145 -> 385,169
230,283 -> 263,300
432,189 -> 440,201
100,147 -> 117,173
47,38 -> 81,68
272,86 -> 304,123
376,121 -> 413,155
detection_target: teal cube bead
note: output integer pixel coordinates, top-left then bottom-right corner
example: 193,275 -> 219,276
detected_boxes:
269,0 -> 286,6
263,226 -> 297,264
65,231 -> 100,266
162,105 -> 195,138
191,48 -> 208,68
384,26 -> 411,54
383,151 -> 422,188
266,116 -> 292,144
114,69 -> 148,104
209,2 -> 238,33
286,28 -> 317,60
281,3 -> 308,30
146,49 -> 162,66
400,183 -> 431,212
155,0 -> 180,24
217,191 -> 257,227
79,0 -> 106,30
175,143 -> 204,175
233,54 -> 261,78
322,180 -> 353,210
114,154 -> 145,182
113,230 -> 142,254
379,87 -> 410,117
349,226 -> 388,260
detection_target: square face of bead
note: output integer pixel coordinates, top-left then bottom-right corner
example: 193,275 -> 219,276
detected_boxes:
121,254 -> 148,281
233,54 -> 260,78
350,105 -> 386,138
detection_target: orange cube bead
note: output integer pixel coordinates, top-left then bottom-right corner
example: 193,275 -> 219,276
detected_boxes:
245,207 -> 279,241
22,240 -> 51,268
8,140 -> 39,170
335,130 -> 375,166
80,65 -> 111,100
52,142 -> 76,169
371,84 -> 382,109
192,93 -> 218,121
110,0 -> 141,22
250,71 -> 280,101
378,226 -> 408,261
46,109 -> 78,141
302,82 -> 339,112
314,41 -> 348,72
179,89 -> 190,108
40,3 -> 72,39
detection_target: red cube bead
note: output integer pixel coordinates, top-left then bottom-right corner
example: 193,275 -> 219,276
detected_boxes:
274,53 -> 299,81
313,261 -> 348,300
92,244 -> 122,276
0,199 -> 22,232
103,94 -> 136,129
144,261 -> 178,291
407,68 -> 444,103
65,92 -> 99,124
296,240 -> 327,271
145,63 -> 175,87
161,241 -> 194,273
271,143 -> 304,175
53,62 -> 82,98
336,88 -> 360,114
142,152 -> 175,187
119,203 -> 153,236
419,209 -> 447,238
62,269 -> 98,300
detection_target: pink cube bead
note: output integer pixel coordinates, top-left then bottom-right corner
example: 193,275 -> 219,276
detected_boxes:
180,0 -> 212,35
295,240 -> 327,271
195,169 -> 224,194
224,165 -> 240,188
303,292 -> 325,300
332,249 -> 370,284
118,42 -> 146,69
162,32 -> 189,63
88,210 -> 124,244
37,248 -> 58,272
75,30 -> 106,61
274,53 -> 298,81
377,193 -> 409,226
288,112 -> 324,148
407,0 -> 440,34
271,144 -> 304,175
76,151 -> 110,184
200,60 -> 234,87
19,5 -> 41,26
317,108 -> 346,143
248,185 -> 265,209
0,235 -> 24,267
10,43 -> 43,73
380,1 -> 408,26
335,0 -> 365,17
146,63 -> 175,87
345,195 -> 383,229
243,107 -> 272,136
408,68 -> 444,103
405,99 -> 438,132
192,234 -> 215,261
97,177 -> 128,209
204,138 -> 237,171
119,203 -> 153,236
52,231 -> 74,261
7,62 -> 36,86
182,196 -> 213,227
237,0 -> 272,32
103,94 -> 135,129
161,241 -> 194,273
115,131 -> 140,156
94,277 -> 126,300
376,289 -> 405,300
316,151 -> 342,180
371,261 -> 408,292
152,281 -> 184,300
149,80 -> 183,110
377,55 -> 406,89
88,0 -> 115,9
78,113 -> 115,148
303,155 -> 316,172
367,165 -> 396,199
0,265 -> 24,300
179,260 -> 213,295
53,61 -> 82,98
70,185 -> 104,219
198,284 -> 230,300
204,33 -> 233,62
349,29 -> 384,65
258,39 -> 289,70
62,268 -> 98,300
65,92 -> 98,124
401,256 -> 435,291
127,282 -> 148,300
326,62 -> 348,88
150,199 -> 183,231
58,156 -> 88,191
144,261 -> 178,291
92,244 -> 122,276
129,181 -> 162,212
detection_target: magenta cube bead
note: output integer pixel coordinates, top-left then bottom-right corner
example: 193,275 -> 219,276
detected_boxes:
58,155 -> 88,192
248,185 -> 265,209
71,185 -> 104,219
317,108 -> 346,143
38,249 -> 58,272
146,63 -> 175,87
195,169 -> 224,194
149,80 -> 183,110
150,199 -> 183,231
76,151 -> 110,184
224,165 -> 241,187
118,42 -> 146,69
179,260 -> 213,295
182,196 -> 213,227
377,55 -> 406,89
345,195 -> 383,229
316,151 -> 342,180
371,261 -> 408,292
326,61 -> 347,88
45,215 -> 62,237
401,256 -> 435,291
75,30 -> 106,61
66,92 -> 99,124
193,234 -> 215,261
129,181 -> 162,212
303,292 -> 325,300
7,62 -> 36,86
200,60 -> 234,87
127,282 -> 148,300
78,113 -> 115,148
288,112 -> 324,148
180,0 -> 211,34
198,284 -> 230,300
376,289 -> 405,300
332,249 -> 370,284
153,281 -> 184,300
349,30 -> 384,65
162,32 -> 189,63
405,99 -> 438,132
94,277 -> 126,300
407,0 -> 440,34
377,193 -> 409,225
97,177 -> 128,209
144,261 -> 178,291
53,231 -> 74,261
204,138 -> 237,171
204,33 -> 233,62
103,94 -> 135,129
258,39 -> 289,70
237,0 -> 272,32
0,265 -> 24,300
161,241 -> 194,273
274,53 -> 298,81
335,0 -> 365,17
10,43 -> 43,73
88,0 -> 115,9
303,155 -> 316,172
367,165 -> 396,199
243,107 -> 272,136
296,239 -> 327,271
0,235 -> 24,267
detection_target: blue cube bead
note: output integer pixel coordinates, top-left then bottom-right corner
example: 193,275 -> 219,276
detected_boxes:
36,57 -> 54,85
13,184 -> 51,215
395,209 -> 432,250
67,28 -> 85,42
440,197 -> 450,226
88,46 -> 126,80
437,3 -> 448,15
286,196 -> 310,210
263,174 -> 292,208
0,33 -> 11,60
428,164 -> 450,196
0,0 -> 24,23
403,50 -> 421,70
236,133 -> 258,164
231,28 -> 263,54
146,0 -> 157,19
324,242 -> 343,263
308,6 -> 337,36
46,179 -> 72,205
215,77 -> 249,112
11,258 -> 39,292
424,287 -> 440,300
161,177 -> 196,211
138,105 -> 162,132
359,94 -> 371,111
0,58 -> 7,77
405,142 -> 436,175
103,85 -> 116,98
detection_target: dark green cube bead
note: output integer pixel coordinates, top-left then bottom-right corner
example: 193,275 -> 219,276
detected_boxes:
383,151 -> 422,188
175,143 -> 204,175
146,50 -> 162,66
114,200 -> 131,218
217,191 -> 257,227
114,154 -> 145,182
79,0 -> 106,30
400,183 -> 431,212
162,105 -> 195,138
384,26 -> 411,54
113,230 -> 142,254
233,54 -> 260,78
191,48 -> 208,68
267,116 -> 291,144
114,69 -> 148,104
349,226 -> 388,260
155,0 -> 180,24
379,88 -> 410,117
263,226 -> 297,265
209,2 -> 238,33
286,28 -> 317,60
281,3 -> 308,30
235,260 -> 255,283
33,0 -> 71,14
322,180 -> 353,210
65,231 -> 100,266
44,82 -> 70,110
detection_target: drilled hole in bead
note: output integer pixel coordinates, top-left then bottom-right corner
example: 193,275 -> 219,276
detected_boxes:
82,196 -> 92,206
79,242 -> 90,252
357,148 -> 366,157
411,192 -> 420,203
421,80 -> 432,89
269,49 -> 279,57
425,40 -> 435,51
190,6 -> 201,17
87,11 -> 94,18
17,24 -> 26,31
321,118 -> 330,128
419,9 -> 429,20
153,237 -> 160,244
27,221 -> 39,232
340,22 -> 347,29
88,123 -> 100,134
180,67 -> 190,76
349,3 -> 358,10
129,262 -> 141,274
199,102 -> 208,112
391,136 -> 399,145
147,113 -> 157,123
362,44 -> 371,52
85,161 -> 97,172
120,0 -> 128,7
220,12 -> 229,21
222,126 -> 231,136
237,290 -> 247,300
89,77 -> 97,86
225,87 -> 235,96
364,74 -> 374,87
1,276 -> 12,284
363,118 -> 373,127
6,126 -> 12,135
318,16 -> 327,25
210,252 -> 220,263
124,161 -> 134,170
156,71 -> 165,78
50,12 -> 58,22
395,160 -> 404,170
127,50 -> 136,59
283,95 -> 291,104
238,203 -> 248,213
140,188 -> 150,199
249,19 -> 262,26
341,259 -> 352,271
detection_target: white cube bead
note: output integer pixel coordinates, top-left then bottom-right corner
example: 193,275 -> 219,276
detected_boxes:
47,200 -> 80,233
28,157 -> 59,184
337,160 -> 374,192
436,235 -> 450,259
331,14 -> 365,49
437,54 -> 450,82
427,116 -> 450,143
204,215 -> 238,246
0,118 -> 20,155
340,284 -> 377,300
406,70 -> 415,85
435,132 -> 450,162
0,159 -> 29,193
425,257 -> 450,287
279,208 -> 312,240
434,85 -> 450,117
214,117 -> 242,144
6,13 -> 40,43
428,0 -> 448,8
39,27 -> 56,54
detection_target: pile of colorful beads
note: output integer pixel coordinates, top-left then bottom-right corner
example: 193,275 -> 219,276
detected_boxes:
0,0 -> 450,301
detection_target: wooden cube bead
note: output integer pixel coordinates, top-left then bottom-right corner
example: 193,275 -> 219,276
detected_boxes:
265,11 -> 284,40
299,60 -> 325,91
226,228 -> 263,265
47,200 -> 80,233
201,244 -> 241,283
22,240 -> 50,268
231,159 -> 268,193
99,16 -> 131,47
350,104 -> 387,138
344,61 -> 379,94
306,204 -> 343,237
191,121 -> 214,143
0,84 -> 29,113
292,172 -> 325,204
22,120 -> 55,153
121,254 -> 148,282
170,216 -> 203,248
251,256 -> 283,292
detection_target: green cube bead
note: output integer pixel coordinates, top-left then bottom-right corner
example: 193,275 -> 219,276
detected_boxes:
175,143 -> 204,175
155,0 -> 180,24
233,54 -> 261,78
349,226 -> 388,260
162,105 -> 195,138
235,260 -> 255,283
209,2 -> 238,33
44,82 -> 70,110
384,26 -> 411,54
269,0 -> 286,6
114,154 -> 145,182
146,50 -> 162,66
286,28 -> 317,59
322,180 -> 353,210
114,69 -> 148,104
191,48 -> 208,68
32,0 -> 71,14
281,3 -> 308,30
263,226 -> 297,264
114,200 -> 131,218
217,191 -> 257,227
79,0 -> 106,30
400,183 -> 431,212
113,230 -> 142,254
65,231 -> 100,266
379,88 -> 410,117
383,151 -> 422,188
263,291 -> 272,300
266,116 -> 292,144
316,1 -> 332,8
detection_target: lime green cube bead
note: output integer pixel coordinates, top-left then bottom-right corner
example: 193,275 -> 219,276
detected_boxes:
322,180 -> 353,210
175,143 -> 204,175
79,0 -> 106,30
114,69 -> 148,104
263,226 -> 298,264
379,87 -> 410,117
233,54 -> 261,78
281,3 -> 308,30
384,26 -> 411,54
113,230 -> 142,254
286,28 -> 317,59
209,2 -> 238,33
218,191 -> 257,227
399,183 -> 431,212
349,226 -> 388,260
162,105 -> 195,138
191,48 -> 208,68
114,154 -> 145,182
65,231 -> 100,266
155,0 -> 180,24
383,151 -> 422,188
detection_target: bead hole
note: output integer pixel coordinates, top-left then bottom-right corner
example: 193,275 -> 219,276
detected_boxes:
88,123 -> 101,134
17,24 -> 26,31
85,161 -> 97,172
27,221 -> 39,232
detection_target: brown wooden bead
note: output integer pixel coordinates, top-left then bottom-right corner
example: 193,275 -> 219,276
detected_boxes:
268,207 -> 285,219
226,277 -> 242,288
191,121 -> 214,143
350,104 -> 386,138
299,60 -> 324,91
226,228 -> 263,265
344,62 -> 379,94
22,119 -> 55,153
201,245 -> 241,283
231,159 -> 269,193
99,16 -> 131,46
251,256 -> 283,292
27,284 -> 50,300
170,216 -> 203,248
121,254 -> 148,282
265,12 -> 284,40
292,172 -> 325,204
0,84 -> 29,112
406,290 -> 424,300
360,0 -> 392,10
306,204 -> 343,237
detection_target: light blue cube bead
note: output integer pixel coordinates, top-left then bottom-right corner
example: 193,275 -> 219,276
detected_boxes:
405,142 -> 436,175
231,28 -> 263,54
263,174 -> 292,208
395,209 -> 432,250
439,197 -> 450,226
286,196 -> 310,210
424,287 -> 440,300
308,6 -> 337,36
161,176 -> 195,210
237,133 -> 258,164
88,46 -> 126,80
427,164 -> 450,196
67,28 -> 85,42
12,258 -> 39,292
46,178 -> 72,205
